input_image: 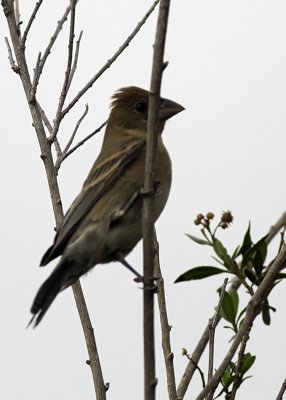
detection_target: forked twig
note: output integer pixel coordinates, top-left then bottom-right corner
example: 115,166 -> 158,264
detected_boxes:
62,119 -> 107,162
32,3 -> 73,95
55,104 -> 89,170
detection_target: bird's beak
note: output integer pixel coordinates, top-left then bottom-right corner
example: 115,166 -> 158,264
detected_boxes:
159,98 -> 185,121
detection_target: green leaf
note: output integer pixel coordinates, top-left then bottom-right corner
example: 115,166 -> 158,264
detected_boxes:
241,353 -> 256,375
253,238 -> 267,277
213,238 -> 239,273
236,306 -> 247,324
174,266 -> 226,283
230,291 -> 239,316
185,233 -> 210,246
242,235 -> 268,270
237,223 -> 252,257
220,291 -> 238,326
213,238 -> 229,260
231,245 -> 240,260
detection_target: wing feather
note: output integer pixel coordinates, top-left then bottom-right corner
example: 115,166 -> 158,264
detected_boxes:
40,140 -> 144,265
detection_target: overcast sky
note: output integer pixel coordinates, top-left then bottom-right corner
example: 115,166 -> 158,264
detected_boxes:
1,1 -> 286,399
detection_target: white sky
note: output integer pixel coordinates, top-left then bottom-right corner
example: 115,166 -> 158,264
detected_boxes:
1,1 -> 286,399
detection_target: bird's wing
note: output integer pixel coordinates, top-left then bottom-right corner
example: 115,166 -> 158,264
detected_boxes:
40,139 -> 145,266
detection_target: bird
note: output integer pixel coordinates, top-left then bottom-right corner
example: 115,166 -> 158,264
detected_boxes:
30,86 -> 184,326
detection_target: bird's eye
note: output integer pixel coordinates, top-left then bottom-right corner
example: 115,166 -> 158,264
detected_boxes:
135,101 -> 147,113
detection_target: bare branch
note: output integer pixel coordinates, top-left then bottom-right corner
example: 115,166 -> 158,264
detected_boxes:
32,3 -> 72,95
30,51 -> 41,100
60,119 -> 107,163
37,101 -> 52,133
21,0 -> 44,48
67,30 -> 83,91
195,244 -> 286,400
50,0 -> 76,143
154,238 -> 177,400
61,0 -> 160,119
276,378 -> 286,400
143,0 -> 171,398
266,211 -> 286,244
4,36 -> 19,73
228,334 -> 249,400
72,281 -> 107,400
207,278 -> 228,400
55,104 -> 89,171
2,3 -> 105,395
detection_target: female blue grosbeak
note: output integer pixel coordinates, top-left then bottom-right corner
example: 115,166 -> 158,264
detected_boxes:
30,86 -> 184,326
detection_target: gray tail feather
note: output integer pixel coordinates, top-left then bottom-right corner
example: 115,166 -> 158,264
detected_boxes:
29,261 -> 68,328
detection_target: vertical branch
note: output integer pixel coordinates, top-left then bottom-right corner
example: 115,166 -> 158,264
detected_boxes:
154,236 -> 177,400
72,281 -> 106,400
2,2 -> 106,398
143,1 -> 171,399
206,278 -> 228,400
228,333 -> 249,400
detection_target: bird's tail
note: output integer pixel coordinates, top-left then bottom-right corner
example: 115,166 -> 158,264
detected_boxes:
29,260 -> 69,328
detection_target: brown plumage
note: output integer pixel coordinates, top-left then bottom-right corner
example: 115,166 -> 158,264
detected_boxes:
30,86 -> 184,326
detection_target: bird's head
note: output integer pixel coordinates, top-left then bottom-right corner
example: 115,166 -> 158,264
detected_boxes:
108,86 -> 184,134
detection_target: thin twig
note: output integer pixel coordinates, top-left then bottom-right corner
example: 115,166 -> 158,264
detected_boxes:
4,36 -> 19,73
61,0 -> 160,119
37,101 -> 53,133
177,212 -> 286,399
67,30 -> 83,91
195,244 -> 286,400
207,278 -> 228,400
50,0 -> 76,143
154,237 -> 177,400
143,0 -> 171,398
21,0 -> 43,48
228,333 -> 249,400
276,378 -> 286,400
266,212 -> 286,244
182,350 -> 206,389
32,3 -> 73,95
62,104 -> 88,154
55,104 -> 89,171
61,119 -> 107,163
72,281 -> 106,400
31,51 -> 41,101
